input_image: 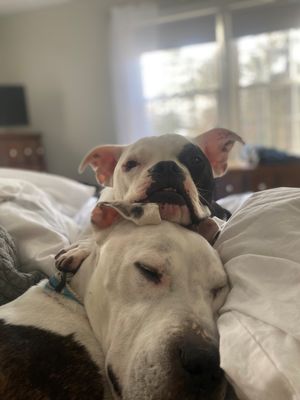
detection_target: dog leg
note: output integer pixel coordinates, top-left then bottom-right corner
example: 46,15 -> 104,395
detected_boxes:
54,239 -> 94,273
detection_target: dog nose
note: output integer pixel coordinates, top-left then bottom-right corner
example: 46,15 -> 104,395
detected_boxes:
148,161 -> 183,176
178,332 -> 223,393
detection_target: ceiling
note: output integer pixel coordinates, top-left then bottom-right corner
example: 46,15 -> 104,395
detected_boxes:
0,0 -> 71,14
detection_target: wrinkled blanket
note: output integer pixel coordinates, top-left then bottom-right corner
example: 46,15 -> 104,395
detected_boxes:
0,178 -> 86,276
0,224 -> 45,305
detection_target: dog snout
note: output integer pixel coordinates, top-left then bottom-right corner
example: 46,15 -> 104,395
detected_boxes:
148,161 -> 184,178
178,332 -> 223,394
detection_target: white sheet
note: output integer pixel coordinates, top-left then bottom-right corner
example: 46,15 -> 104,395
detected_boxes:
0,178 -> 91,276
0,168 -> 96,217
216,187 -> 300,400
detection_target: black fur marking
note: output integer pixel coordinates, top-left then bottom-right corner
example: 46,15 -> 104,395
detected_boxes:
146,160 -> 199,222
178,143 -> 231,220
0,319 -> 104,400
211,202 -> 231,221
131,206 -> 144,219
178,143 -> 214,205
107,364 -> 122,397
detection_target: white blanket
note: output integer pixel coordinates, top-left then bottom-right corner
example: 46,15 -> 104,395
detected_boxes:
216,188 -> 300,400
0,176 -> 96,276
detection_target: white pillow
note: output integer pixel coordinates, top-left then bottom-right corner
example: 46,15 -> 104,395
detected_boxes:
215,188 -> 300,400
0,168 -> 96,216
217,192 -> 252,215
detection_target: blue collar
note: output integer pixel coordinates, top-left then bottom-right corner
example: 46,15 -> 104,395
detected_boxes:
45,274 -> 82,305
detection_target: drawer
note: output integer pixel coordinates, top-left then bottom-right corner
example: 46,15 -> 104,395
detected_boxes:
0,132 -> 46,171
214,169 -> 251,199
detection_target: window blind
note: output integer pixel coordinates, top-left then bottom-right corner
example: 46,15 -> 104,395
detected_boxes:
138,14 -> 216,52
232,2 -> 300,38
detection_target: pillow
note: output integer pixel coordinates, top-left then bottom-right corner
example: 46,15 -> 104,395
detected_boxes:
217,192 -> 252,215
215,188 -> 300,400
0,168 -> 96,217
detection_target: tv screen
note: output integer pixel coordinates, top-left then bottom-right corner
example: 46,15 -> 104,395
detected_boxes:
0,85 -> 29,126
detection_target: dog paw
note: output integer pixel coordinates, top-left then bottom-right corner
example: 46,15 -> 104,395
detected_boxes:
55,244 -> 89,273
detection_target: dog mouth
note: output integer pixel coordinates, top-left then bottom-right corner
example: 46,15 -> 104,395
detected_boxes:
146,187 -> 186,205
140,184 -> 199,224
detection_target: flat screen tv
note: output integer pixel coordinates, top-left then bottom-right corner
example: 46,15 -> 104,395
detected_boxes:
0,85 -> 29,126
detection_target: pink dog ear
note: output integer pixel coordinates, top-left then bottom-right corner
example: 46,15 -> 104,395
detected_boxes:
91,204 -> 120,229
78,145 -> 126,185
194,128 -> 245,177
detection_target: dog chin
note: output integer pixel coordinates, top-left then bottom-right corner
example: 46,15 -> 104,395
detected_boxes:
158,203 -> 192,225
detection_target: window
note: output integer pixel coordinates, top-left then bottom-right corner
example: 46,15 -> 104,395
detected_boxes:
138,1 -> 300,155
237,29 -> 300,153
140,42 -> 219,137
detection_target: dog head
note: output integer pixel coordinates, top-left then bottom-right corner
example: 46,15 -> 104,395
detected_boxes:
79,129 -> 244,225
72,202 -> 229,400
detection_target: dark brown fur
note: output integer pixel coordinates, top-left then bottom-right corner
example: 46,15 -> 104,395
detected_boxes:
0,320 -> 103,400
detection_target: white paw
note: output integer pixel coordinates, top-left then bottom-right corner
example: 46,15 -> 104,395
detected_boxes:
55,244 -> 90,272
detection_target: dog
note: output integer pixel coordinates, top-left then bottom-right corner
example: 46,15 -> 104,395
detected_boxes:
55,129 -> 243,271
0,202 -> 229,400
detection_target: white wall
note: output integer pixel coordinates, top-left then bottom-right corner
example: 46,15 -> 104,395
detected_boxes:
0,0 -> 116,183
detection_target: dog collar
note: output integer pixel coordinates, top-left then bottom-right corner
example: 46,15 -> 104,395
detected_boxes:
44,273 -> 83,306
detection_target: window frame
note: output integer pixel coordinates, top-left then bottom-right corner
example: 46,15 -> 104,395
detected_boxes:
138,0 -> 300,153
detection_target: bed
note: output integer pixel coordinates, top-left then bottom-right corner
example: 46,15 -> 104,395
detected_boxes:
0,167 -> 299,400
217,188 -> 300,400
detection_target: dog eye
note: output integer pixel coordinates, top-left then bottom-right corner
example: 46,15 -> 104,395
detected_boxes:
211,285 -> 226,299
123,160 -> 139,172
194,155 -> 203,164
134,262 -> 162,284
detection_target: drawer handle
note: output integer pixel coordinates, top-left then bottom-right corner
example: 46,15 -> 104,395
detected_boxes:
257,182 -> 267,191
9,148 -> 18,158
225,184 -> 234,193
24,147 -> 33,156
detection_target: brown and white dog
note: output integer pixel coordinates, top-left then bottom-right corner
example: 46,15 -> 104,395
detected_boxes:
0,202 -> 230,400
56,129 -> 243,271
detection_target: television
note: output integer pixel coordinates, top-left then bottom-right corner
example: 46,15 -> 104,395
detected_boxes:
0,85 -> 29,127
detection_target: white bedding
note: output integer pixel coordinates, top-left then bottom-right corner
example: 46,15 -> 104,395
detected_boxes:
216,187 -> 300,400
0,168 -> 95,216
0,169 -> 299,400
0,170 -> 96,275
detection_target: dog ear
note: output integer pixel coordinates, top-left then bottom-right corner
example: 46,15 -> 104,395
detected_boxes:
194,128 -> 244,177
78,145 -> 126,185
91,201 -> 161,230
188,218 -> 221,245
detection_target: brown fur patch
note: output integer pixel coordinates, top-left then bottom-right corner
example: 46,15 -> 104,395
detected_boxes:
0,319 -> 103,400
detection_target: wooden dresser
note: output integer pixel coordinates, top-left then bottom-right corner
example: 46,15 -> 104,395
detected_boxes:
214,163 -> 300,199
0,131 -> 46,171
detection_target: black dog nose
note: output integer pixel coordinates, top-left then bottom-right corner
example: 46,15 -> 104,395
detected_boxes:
148,161 -> 183,176
178,332 -> 223,393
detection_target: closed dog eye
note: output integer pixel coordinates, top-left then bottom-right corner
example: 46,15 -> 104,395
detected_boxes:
134,262 -> 162,284
210,285 -> 227,299
123,160 -> 140,172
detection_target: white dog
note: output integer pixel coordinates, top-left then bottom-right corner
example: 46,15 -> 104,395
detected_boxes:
56,129 -> 243,271
0,202 -> 229,400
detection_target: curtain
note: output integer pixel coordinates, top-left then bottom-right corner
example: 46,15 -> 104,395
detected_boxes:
110,3 -> 158,144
